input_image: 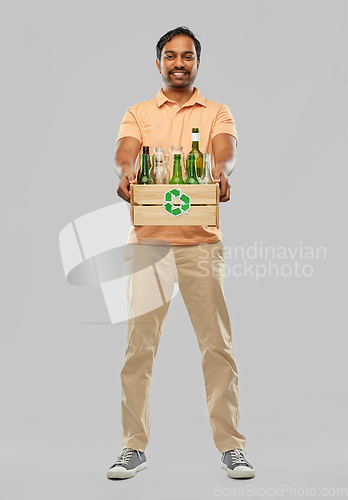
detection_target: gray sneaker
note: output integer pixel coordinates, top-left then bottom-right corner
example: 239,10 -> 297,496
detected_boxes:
107,448 -> 147,479
221,449 -> 255,479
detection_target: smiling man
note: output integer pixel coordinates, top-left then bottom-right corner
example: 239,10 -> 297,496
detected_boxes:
108,27 -> 255,481
157,35 -> 199,98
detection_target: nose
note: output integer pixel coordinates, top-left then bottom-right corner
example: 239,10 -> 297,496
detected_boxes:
173,56 -> 185,68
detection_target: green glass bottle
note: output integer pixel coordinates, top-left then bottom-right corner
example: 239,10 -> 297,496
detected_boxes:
169,154 -> 184,184
186,127 -> 203,178
137,146 -> 151,184
185,154 -> 200,184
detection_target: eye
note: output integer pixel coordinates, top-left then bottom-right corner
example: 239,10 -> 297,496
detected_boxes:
165,54 -> 174,59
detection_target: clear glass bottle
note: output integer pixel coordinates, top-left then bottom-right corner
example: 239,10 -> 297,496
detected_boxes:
185,154 -> 200,184
200,153 -> 214,183
150,147 -> 169,184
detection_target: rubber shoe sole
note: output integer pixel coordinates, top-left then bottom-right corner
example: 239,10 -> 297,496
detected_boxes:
222,462 -> 255,479
107,461 -> 147,479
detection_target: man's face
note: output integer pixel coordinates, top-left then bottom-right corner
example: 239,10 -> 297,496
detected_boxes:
156,35 -> 200,89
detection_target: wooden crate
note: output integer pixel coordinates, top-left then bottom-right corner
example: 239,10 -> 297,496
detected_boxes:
130,184 -> 219,226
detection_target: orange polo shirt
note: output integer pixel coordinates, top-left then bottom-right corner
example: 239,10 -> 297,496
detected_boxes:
116,87 -> 238,245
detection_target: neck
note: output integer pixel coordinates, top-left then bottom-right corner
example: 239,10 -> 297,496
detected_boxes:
162,85 -> 196,107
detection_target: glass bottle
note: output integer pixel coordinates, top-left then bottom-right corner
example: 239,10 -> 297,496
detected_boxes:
169,154 -> 184,184
200,153 -> 214,183
185,154 -> 200,184
186,128 -> 203,178
167,146 -> 185,181
151,153 -> 167,184
150,147 -> 169,184
137,146 -> 151,184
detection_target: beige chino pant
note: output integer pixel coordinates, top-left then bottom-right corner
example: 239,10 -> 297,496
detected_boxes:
120,240 -> 246,453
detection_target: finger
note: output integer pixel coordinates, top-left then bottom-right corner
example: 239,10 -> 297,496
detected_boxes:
219,196 -> 230,203
219,185 -> 231,202
220,180 -> 228,198
222,189 -> 230,200
126,173 -> 136,184
117,187 -> 130,202
218,178 -> 230,200
214,178 -> 226,200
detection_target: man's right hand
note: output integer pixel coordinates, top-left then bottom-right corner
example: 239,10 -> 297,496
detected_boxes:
117,170 -> 137,203
114,137 -> 141,203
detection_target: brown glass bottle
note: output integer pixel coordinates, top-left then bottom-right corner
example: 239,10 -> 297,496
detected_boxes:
186,128 -> 203,178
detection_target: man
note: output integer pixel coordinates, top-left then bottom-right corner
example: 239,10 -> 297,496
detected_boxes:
107,27 -> 255,480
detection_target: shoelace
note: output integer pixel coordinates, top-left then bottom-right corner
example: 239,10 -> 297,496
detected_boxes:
228,449 -> 248,465
114,448 -> 136,466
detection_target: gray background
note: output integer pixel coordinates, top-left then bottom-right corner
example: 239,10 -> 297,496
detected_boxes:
1,0 -> 347,499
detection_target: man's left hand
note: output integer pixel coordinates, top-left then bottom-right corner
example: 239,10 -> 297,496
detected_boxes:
213,170 -> 231,202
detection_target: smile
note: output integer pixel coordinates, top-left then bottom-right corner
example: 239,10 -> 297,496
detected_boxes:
171,72 -> 188,77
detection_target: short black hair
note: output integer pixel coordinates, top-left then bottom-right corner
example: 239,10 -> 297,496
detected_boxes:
156,26 -> 201,61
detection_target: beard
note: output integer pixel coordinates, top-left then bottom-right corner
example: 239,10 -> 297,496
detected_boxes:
162,71 -> 197,89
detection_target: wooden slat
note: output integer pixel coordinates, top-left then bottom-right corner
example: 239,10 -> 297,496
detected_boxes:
131,183 -> 219,205
132,205 -> 218,226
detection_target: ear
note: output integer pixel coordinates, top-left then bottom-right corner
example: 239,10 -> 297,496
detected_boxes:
156,59 -> 161,74
197,59 -> 200,70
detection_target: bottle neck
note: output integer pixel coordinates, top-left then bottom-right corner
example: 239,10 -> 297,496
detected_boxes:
202,154 -> 211,177
141,154 -> 150,172
192,130 -> 200,149
173,159 -> 181,174
188,158 -> 197,178
172,158 -> 183,180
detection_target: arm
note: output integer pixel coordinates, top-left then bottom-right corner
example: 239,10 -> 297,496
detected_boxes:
115,137 -> 141,203
212,133 -> 237,202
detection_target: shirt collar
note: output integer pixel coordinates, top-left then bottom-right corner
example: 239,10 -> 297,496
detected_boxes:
155,87 -> 206,108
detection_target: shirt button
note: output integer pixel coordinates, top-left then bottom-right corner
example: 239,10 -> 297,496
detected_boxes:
174,105 -> 177,108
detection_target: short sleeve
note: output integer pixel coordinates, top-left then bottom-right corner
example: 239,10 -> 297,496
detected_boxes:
211,104 -> 238,146
116,108 -> 142,144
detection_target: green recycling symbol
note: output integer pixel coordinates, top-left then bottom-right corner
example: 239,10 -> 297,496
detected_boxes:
162,188 -> 191,217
